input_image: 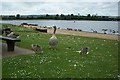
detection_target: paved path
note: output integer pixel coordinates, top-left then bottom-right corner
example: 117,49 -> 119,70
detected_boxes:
0,42 -> 35,57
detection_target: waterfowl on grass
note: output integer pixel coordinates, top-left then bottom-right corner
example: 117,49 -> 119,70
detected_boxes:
49,25 -> 58,49
31,44 -> 43,54
2,28 -> 12,36
7,32 -> 20,38
76,47 -> 89,54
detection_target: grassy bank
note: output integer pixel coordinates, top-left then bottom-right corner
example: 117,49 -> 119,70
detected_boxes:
2,24 -> 118,78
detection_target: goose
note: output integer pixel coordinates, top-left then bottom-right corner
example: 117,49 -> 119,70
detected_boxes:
76,47 -> 89,54
7,32 -> 20,38
49,25 -> 58,49
2,28 -> 12,36
31,44 -> 43,54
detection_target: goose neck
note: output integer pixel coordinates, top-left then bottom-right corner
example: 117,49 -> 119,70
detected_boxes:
53,27 -> 56,34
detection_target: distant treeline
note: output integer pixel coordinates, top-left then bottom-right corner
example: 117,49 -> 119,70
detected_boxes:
1,14 -> 120,21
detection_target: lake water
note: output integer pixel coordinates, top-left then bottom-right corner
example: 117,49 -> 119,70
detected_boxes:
0,20 -> 119,34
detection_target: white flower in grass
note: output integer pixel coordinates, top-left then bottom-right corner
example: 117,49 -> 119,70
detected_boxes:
27,72 -> 31,75
84,40 -> 86,43
73,48 -> 75,50
115,43 -> 118,45
91,49 -> 93,52
76,61 -> 79,64
56,66 -> 59,69
39,62 -> 42,64
65,52 -> 68,53
57,71 -> 60,74
101,44 -> 104,46
31,56 -> 34,59
98,69 -> 101,72
94,61 -> 96,63
74,64 -> 77,67
26,60 -> 30,63
79,68 -> 81,71
32,61 -> 35,64
68,60 -> 71,62
27,35 -> 29,37
64,69 -> 67,72
35,74 -> 38,77
17,70 -> 20,73
11,73 -> 14,75
95,47 -> 98,49
38,75 -> 41,77
57,57 -> 60,59
109,54 -> 112,57
21,72 -> 25,75
66,48 -> 69,50
48,60 -> 52,63
80,64 -> 84,67
92,40 -> 95,42
14,75 -> 17,78
118,75 -> 120,78
14,63 -> 17,66
89,42 -> 92,44
106,74 -> 112,77
104,40 -> 106,42
8,62 -> 11,64
87,73 -> 90,77
19,59 -> 21,61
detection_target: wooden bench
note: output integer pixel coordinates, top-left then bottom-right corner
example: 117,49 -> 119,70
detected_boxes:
0,36 -> 21,51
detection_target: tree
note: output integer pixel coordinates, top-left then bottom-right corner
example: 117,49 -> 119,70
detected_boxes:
60,14 -> 64,17
46,14 -> 49,17
16,14 -> 20,18
87,14 -> 91,17
56,14 -> 59,17
71,14 -> 74,17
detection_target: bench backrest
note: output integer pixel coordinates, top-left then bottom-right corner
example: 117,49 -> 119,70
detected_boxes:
0,36 -> 21,42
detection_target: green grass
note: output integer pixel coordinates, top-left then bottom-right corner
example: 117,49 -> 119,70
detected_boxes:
2,24 -> 119,78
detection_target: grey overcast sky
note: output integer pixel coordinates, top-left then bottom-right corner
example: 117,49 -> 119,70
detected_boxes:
1,0 -> 119,16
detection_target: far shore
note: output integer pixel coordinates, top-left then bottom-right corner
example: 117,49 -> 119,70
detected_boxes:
21,25 -> 119,41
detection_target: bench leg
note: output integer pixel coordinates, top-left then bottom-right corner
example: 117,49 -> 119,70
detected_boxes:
6,41 -> 15,51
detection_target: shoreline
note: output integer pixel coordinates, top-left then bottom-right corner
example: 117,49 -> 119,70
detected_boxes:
1,19 -> 118,21
48,28 -> 119,41
22,25 -> 119,41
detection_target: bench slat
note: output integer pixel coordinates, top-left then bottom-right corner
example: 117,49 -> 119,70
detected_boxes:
0,36 -> 21,41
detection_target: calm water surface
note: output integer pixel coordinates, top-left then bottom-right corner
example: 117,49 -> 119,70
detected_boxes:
0,20 -> 118,34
